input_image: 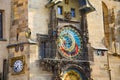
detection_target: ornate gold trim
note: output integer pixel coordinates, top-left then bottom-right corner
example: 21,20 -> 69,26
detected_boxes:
10,55 -> 25,75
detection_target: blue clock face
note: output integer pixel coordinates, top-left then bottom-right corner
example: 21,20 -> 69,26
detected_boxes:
13,60 -> 23,73
57,26 -> 82,58
63,35 -> 72,48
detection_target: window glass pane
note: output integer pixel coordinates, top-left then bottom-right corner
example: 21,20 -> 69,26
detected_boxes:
40,42 -> 45,58
0,12 -> 3,38
71,8 -> 75,17
58,6 -> 62,15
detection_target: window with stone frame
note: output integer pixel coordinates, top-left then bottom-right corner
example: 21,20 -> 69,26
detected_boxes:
57,6 -> 63,15
40,41 -> 56,59
0,11 -> 3,39
40,42 -> 46,59
71,8 -> 76,17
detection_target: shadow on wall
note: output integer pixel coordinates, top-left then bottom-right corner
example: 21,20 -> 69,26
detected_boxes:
116,10 -> 120,42
0,73 -> 1,80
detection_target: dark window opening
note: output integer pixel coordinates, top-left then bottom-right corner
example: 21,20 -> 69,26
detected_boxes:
58,6 -> 63,15
71,8 -> 75,17
39,41 -> 56,59
0,11 -> 3,39
2,59 -> 8,80
40,42 -> 46,59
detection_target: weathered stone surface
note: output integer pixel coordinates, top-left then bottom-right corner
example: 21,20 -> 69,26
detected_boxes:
10,0 -> 28,44
1,0 -> 120,80
88,0 -> 120,80
0,0 -> 11,76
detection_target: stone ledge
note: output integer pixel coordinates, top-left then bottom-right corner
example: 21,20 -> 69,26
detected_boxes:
0,38 -> 7,41
7,42 -> 37,48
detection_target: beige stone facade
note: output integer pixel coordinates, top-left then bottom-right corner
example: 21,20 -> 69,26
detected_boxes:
0,0 -> 11,79
0,0 -> 120,80
87,0 -> 120,80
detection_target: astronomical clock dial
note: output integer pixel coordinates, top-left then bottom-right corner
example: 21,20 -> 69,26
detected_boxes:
57,26 -> 82,58
62,68 -> 87,80
13,60 -> 23,73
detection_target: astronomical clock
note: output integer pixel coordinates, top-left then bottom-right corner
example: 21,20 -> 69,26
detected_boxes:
38,0 -> 94,79
56,25 -> 88,80
57,26 -> 82,59
61,65 -> 88,80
